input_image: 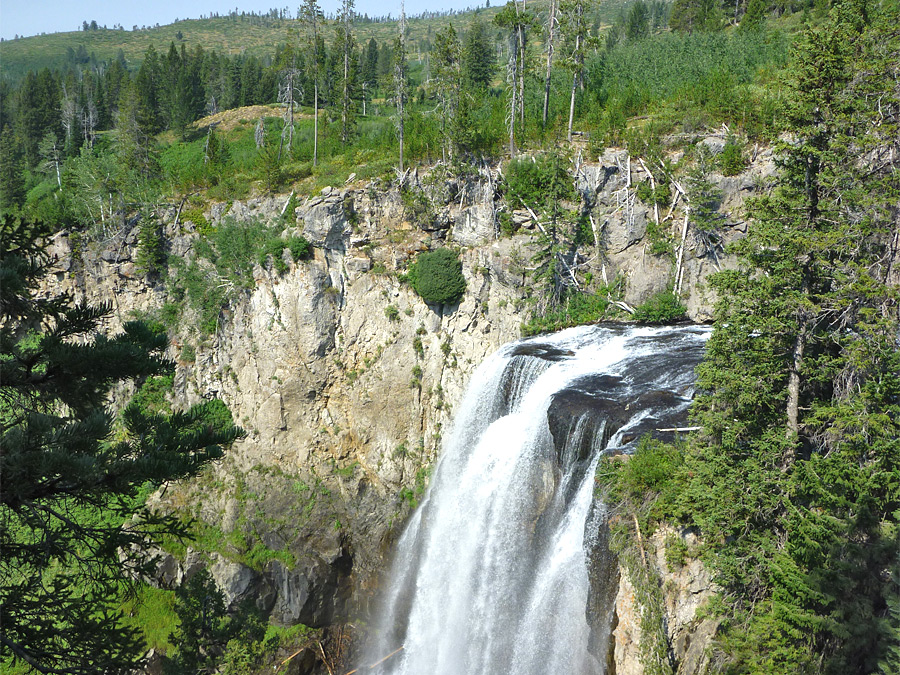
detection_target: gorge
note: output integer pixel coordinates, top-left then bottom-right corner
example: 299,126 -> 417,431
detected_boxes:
31,150 -> 741,674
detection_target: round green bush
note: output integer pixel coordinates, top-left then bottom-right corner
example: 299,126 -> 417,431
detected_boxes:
408,248 -> 466,306
632,290 -> 688,324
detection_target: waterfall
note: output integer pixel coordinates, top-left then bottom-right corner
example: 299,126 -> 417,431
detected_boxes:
365,324 -> 710,675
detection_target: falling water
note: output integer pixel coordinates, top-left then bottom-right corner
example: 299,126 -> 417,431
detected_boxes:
366,324 -> 710,675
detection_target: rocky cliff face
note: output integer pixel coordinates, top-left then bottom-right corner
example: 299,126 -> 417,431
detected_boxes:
612,526 -> 719,675
46,142 -> 772,671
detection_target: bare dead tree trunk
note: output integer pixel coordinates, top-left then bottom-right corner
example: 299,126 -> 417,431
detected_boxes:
340,0 -> 354,144
567,66 -> 578,142
313,82 -> 319,166
786,334 -> 804,436
397,0 -> 407,174
61,84 -> 77,148
255,117 -> 265,149
278,67 -> 301,160
516,0 -> 526,127
565,1 -> 585,142
542,0 -> 558,128
507,33 -> 518,157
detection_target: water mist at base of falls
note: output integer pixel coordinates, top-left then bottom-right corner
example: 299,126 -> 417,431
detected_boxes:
363,324 -> 710,675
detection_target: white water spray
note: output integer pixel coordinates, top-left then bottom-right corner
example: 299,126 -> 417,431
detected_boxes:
366,324 -> 709,675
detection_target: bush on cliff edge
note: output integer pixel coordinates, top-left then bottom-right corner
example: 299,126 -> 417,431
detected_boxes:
407,248 -> 466,306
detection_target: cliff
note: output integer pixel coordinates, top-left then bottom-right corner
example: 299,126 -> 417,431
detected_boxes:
43,140 -> 773,672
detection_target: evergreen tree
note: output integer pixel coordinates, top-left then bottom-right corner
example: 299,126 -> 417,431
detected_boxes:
670,0 -> 722,32
15,69 -> 60,167
362,37 -> 380,91
116,80 -> 157,180
740,0 -> 769,29
626,0 -> 651,39
673,2 -> 900,671
0,130 -> 26,212
0,215 -> 243,673
432,24 -> 463,161
461,19 -> 496,90
167,44 -> 204,138
133,46 -> 163,135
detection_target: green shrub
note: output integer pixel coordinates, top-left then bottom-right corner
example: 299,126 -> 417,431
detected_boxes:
407,248 -> 466,306
258,235 -> 312,274
286,235 -> 311,261
384,305 -> 400,321
181,206 -> 211,234
135,218 -> 166,275
632,290 -> 688,324
504,154 -> 576,210
499,210 -> 518,237
636,180 -> 654,204
131,375 -> 175,416
645,220 -> 673,257
399,185 -> 436,227
259,238 -> 289,273
521,282 -> 622,336
636,179 -> 672,208
719,139 -> 747,176
598,436 -> 684,522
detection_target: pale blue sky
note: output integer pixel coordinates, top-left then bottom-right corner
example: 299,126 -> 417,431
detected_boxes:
1,1 -> 486,40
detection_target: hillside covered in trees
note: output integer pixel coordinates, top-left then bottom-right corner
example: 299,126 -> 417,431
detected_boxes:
1,0 -> 898,673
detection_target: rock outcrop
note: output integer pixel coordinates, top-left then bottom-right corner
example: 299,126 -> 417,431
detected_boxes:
43,147 -> 770,672
612,526 -> 719,675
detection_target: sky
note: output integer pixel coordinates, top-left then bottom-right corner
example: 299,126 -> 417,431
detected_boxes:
0,0 -> 486,40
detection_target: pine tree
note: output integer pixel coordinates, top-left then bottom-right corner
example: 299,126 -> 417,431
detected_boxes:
676,2 -> 900,670
432,24 -> 463,161
299,0 -> 324,166
362,37 -> 379,91
0,215 -> 244,673
0,130 -> 26,212
669,0 -> 721,32
461,20 -> 495,90
133,45 -> 163,135
626,0 -> 651,39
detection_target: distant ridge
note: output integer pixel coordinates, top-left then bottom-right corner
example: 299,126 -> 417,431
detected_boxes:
0,4 -> 530,82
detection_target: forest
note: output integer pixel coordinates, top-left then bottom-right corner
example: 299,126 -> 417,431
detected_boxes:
1,0 -> 898,672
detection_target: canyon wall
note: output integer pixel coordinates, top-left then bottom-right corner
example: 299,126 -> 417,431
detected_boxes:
45,142 -> 772,672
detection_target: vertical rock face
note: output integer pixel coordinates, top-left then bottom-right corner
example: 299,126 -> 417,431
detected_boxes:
612,526 -> 719,675
43,151 -> 769,668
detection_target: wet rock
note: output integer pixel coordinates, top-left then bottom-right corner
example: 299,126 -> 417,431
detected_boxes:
585,509 -> 619,669
510,343 -> 575,361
